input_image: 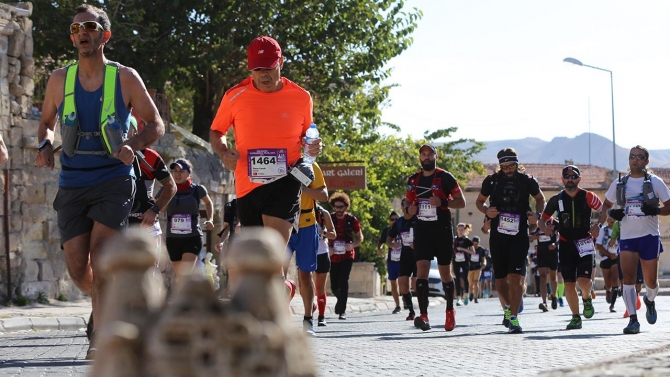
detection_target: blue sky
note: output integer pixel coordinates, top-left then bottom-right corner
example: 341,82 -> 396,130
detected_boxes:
381,0 -> 670,150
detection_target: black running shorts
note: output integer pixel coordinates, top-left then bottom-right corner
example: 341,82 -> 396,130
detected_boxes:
489,233 -> 529,280
559,239 -> 594,283
237,175 -> 302,227
413,222 -> 454,265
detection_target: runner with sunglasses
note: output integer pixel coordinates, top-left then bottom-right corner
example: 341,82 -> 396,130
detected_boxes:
540,165 -> 602,330
328,192 -> 364,320
378,211 -> 402,314
598,145 -> 670,334
35,4 -> 164,359
210,35 -> 322,298
476,148 -> 545,334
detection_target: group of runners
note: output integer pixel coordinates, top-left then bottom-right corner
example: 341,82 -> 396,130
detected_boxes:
378,145 -> 668,335
27,2 -> 670,362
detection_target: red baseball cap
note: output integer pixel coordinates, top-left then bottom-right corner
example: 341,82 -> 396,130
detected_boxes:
247,36 -> 282,70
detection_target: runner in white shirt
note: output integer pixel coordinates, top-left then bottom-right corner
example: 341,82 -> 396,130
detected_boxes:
598,145 -> 670,334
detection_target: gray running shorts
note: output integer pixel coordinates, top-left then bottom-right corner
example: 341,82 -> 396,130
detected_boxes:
53,176 -> 135,243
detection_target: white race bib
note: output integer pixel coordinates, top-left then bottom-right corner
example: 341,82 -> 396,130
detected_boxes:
454,252 -> 466,262
538,235 -> 551,243
625,197 -> 644,218
390,248 -> 402,262
417,198 -> 437,221
170,214 -> 192,235
333,240 -> 347,254
497,212 -> 520,235
575,237 -> 596,257
470,253 -> 480,262
400,230 -> 413,246
247,148 -> 288,184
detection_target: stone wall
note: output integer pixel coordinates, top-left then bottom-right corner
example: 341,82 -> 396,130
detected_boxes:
0,2 -> 233,302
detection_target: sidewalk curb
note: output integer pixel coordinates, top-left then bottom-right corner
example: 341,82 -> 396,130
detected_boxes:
0,316 -> 87,333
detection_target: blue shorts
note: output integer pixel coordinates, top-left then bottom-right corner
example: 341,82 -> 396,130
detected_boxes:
387,261 -> 401,280
480,270 -> 493,281
619,235 -> 663,261
287,224 -> 319,272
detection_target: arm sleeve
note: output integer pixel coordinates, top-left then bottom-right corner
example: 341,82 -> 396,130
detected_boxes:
586,191 -> 603,211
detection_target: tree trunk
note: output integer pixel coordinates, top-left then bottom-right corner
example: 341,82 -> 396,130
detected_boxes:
191,79 -> 216,140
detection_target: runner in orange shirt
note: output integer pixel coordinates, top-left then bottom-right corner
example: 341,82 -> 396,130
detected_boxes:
210,35 -> 322,291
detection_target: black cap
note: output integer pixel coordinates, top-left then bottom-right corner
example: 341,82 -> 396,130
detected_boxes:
472,236 -> 480,242
562,165 -> 580,177
419,144 -> 437,154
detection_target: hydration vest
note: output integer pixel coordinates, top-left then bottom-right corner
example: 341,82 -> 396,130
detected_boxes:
556,190 -> 592,239
406,168 -> 452,210
60,62 -> 125,157
615,171 -> 659,207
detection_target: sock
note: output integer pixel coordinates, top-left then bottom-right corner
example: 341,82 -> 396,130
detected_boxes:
610,287 -> 618,307
623,284 -> 637,316
443,281 -> 455,310
402,293 -> 414,313
304,316 -> 312,321
317,294 -> 327,316
630,314 -> 638,322
647,285 -> 660,302
557,283 -> 565,298
416,279 -> 429,315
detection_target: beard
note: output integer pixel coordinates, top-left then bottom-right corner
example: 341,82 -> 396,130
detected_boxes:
565,182 -> 577,191
421,160 -> 436,171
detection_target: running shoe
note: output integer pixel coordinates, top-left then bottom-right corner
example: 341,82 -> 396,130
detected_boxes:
464,296 -> 469,305
609,304 -> 616,313
636,295 -> 642,310
643,295 -> 657,325
502,307 -> 511,328
338,313 -> 347,320
392,306 -> 402,314
85,332 -> 97,360
551,295 -> 558,310
303,318 -> 315,336
583,297 -> 595,319
566,316 -> 582,330
469,293 -> 475,302
86,313 -> 94,341
414,314 -> 431,331
317,316 -> 327,327
445,309 -> 456,331
406,312 -> 415,321
474,298 -> 479,304
606,290 -> 611,304
558,297 -> 565,307
508,317 -> 522,334
623,310 -> 629,318
456,299 -> 463,306
539,303 -> 548,312
623,318 -> 640,334
591,290 -> 596,300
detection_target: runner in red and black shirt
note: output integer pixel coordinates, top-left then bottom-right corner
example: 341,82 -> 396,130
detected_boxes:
328,192 -> 363,320
406,144 -> 466,332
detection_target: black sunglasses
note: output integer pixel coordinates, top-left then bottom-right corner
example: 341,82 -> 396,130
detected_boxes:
563,174 -> 579,180
629,154 -> 646,160
333,205 -> 346,209
390,217 -> 398,221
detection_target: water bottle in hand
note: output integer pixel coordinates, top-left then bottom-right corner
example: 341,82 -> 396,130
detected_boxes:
303,123 -> 319,164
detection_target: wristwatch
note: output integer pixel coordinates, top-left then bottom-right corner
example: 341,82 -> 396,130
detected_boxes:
38,139 -> 51,151
150,204 -> 160,214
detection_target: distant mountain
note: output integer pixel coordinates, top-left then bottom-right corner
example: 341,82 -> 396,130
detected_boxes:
461,133 -> 670,171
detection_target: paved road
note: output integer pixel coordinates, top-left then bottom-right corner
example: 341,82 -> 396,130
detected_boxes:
1,295 -> 668,376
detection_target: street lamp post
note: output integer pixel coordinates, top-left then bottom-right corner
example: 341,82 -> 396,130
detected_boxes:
563,57 -> 617,173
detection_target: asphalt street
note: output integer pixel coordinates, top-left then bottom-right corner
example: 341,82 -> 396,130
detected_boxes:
1,295 -> 669,376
